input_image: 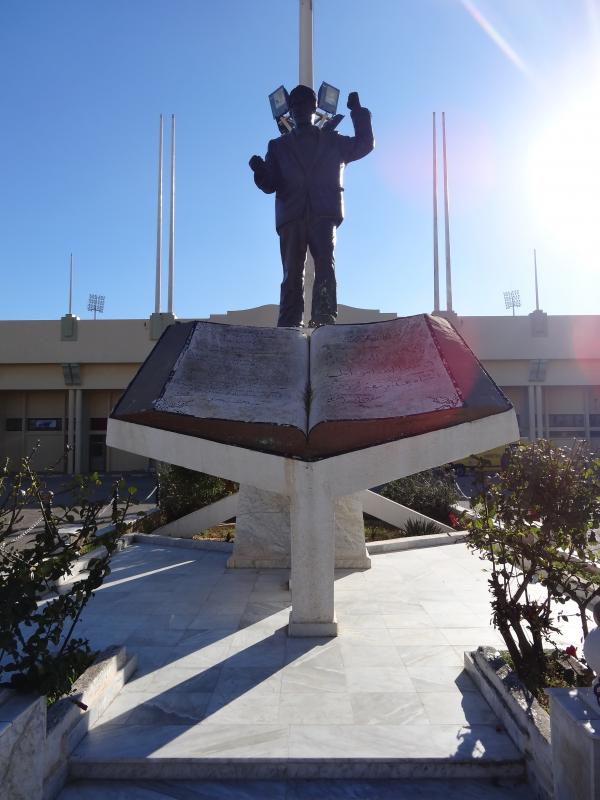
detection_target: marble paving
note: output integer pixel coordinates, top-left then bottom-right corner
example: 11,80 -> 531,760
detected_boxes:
58,539 -> 583,791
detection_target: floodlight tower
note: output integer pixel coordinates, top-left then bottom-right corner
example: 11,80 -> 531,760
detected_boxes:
503,289 -> 521,316
88,293 -> 105,320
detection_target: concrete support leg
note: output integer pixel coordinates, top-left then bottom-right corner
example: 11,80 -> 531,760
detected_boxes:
535,384 -> 544,440
288,463 -> 337,637
528,384 -> 535,441
74,389 -> 83,474
67,389 -> 75,474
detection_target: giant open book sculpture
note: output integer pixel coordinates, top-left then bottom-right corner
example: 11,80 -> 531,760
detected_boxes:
108,314 -> 518,636
111,314 -> 511,460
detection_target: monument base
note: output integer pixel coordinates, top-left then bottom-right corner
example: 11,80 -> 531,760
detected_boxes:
288,612 -> 338,638
228,485 -> 371,570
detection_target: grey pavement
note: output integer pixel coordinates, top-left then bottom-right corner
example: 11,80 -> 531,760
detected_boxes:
54,538 -> 575,796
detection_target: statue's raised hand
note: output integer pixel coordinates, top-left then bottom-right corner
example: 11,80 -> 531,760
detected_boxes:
249,155 -> 265,173
347,92 -> 361,111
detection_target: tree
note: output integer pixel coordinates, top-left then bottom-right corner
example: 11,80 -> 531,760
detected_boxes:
466,440 -> 600,692
0,451 -> 135,703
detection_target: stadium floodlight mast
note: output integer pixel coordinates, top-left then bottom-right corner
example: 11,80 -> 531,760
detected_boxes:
268,80 -> 344,135
88,293 -> 105,320
503,289 -> 521,316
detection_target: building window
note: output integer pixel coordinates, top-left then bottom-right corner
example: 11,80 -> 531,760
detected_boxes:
549,414 -> 585,428
590,414 -> 600,427
529,360 -> 547,382
27,418 -> 62,432
89,418 -> 108,432
62,363 -> 81,385
549,430 -> 583,439
5,418 -> 22,431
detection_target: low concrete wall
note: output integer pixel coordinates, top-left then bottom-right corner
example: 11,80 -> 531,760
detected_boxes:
464,647 -> 552,800
44,645 -> 136,799
367,530 -> 466,554
0,691 -> 46,800
128,532 -> 234,552
0,645 -> 136,800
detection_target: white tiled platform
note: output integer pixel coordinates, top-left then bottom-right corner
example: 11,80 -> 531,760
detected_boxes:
58,538 -> 572,793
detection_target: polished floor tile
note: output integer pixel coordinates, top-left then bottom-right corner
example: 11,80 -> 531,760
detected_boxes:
68,541 -> 540,778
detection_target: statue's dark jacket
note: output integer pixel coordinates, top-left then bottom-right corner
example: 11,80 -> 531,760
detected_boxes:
253,106 -> 374,231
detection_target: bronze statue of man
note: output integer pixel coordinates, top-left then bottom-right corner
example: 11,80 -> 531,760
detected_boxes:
249,85 -> 374,328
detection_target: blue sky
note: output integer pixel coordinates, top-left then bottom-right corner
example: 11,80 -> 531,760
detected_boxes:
2,0 -> 599,320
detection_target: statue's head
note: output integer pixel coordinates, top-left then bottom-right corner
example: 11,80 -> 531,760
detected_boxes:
289,85 -> 317,127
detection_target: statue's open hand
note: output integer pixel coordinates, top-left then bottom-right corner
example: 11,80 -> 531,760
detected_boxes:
347,92 -> 361,111
249,155 -> 265,173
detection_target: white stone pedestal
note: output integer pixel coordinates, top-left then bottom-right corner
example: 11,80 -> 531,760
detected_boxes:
228,485 -> 370,570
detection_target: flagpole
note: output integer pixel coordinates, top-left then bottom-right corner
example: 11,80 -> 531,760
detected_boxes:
433,113 -> 440,312
167,114 -> 175,315
442,112 -> 453,312
155,114 -> 163,314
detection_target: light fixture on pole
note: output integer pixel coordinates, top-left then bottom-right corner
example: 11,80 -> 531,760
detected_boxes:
88,293 -> 105,320
503,289 -> 521,316
268,81 -> 344,134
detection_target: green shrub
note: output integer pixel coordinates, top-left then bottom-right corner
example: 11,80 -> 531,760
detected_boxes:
401,518 -> 443,537
157,463 -> 237,523
466,439 -> 600,695
0,453 -> 135,703
379,468 -> 459,524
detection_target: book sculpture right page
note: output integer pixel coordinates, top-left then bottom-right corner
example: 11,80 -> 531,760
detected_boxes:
307,314 -> 507,456
110,314 -> 512,460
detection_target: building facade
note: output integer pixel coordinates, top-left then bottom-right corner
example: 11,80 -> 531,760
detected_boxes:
1,306 -> 598,473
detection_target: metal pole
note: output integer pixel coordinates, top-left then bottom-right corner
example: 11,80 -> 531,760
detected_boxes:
299,0 -> 313,87
155,115 -> 163,314
433,113 -> 440,312
299,0 -> 315,325
442,112 -> 453,312
68,253 -> 73,315
534,248 -> 540,311
167,114 -> 175,315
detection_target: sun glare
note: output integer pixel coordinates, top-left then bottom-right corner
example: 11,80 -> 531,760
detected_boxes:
528,79 -> 600,263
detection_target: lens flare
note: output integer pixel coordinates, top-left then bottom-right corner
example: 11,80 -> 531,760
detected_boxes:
459,0 -> 532,79
528,79 -> 600,264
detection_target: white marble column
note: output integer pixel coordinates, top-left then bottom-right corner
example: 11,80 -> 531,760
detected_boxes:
288,462 -> 337,637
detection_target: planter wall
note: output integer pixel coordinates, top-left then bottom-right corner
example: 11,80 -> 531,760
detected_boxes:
465,647 -> 552,800
0,644 -> 135,800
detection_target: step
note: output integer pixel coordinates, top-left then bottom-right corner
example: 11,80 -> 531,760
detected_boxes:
69,722 -> 525,781
59,777 -> 534,799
